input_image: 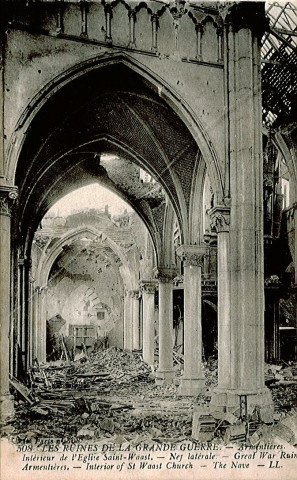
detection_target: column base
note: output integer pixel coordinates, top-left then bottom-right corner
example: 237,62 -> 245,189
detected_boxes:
210,387 -> 274,422
178,377 -> 206,396
155,368 -> 175,385
0,395 -> 15,420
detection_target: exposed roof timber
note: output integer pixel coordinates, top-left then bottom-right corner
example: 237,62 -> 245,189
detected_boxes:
269,27 -> 297,53
265,34 -> 291,61
266,3 -> 288,29
273,27 -> 297,36
261,3 -> 297,126
266,1 -> 297,24
261,59 -> 297,67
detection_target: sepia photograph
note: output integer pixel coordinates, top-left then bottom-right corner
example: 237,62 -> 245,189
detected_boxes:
0,0 -> 296,479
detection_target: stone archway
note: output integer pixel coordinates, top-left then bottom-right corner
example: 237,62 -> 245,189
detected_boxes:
7,54 -> 224,209
36,226 -> 133,289
31,224 -> 136,362
5,55 -> 223,265
6,56 -> 223,389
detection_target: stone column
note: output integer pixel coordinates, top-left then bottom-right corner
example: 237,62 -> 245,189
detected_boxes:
0,184 -> 18,418
80,1 -> 88,37
16,253 -> 31,371
105,4 -> 112,43
28,278 -> 33,365
291,203 -> 297,288
55,1 -> 64,34
140,281 -> 156,367
39,287 -> 48,363
293,204 -> 297,332
176,245 -> 206,395
0,34 -> 4,178
131,290 -> 140,351
151,15 -> 158,52
264,291 -> 280,363
34,286 -> 42,362
295,204 -> 297,289
128,10 -> 136,48
197,24 -> 203,61
23,258 -> 31,371
284,202 -> 297,326
28,276 -> 35,363
208,206 -> 231,391
211,3 -> 273,415
17,255 -> 26,372
154,268 -> 176,385
123,290 -> 133,351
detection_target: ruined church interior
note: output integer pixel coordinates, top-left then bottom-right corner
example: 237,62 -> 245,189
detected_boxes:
0,0 -> 296,447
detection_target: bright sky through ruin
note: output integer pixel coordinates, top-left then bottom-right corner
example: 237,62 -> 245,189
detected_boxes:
47,183 -> 133,217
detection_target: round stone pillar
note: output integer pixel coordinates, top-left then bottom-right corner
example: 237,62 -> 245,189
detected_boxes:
17,255 -> 25,373
123,290 -> 133,351
154,267 -> 176,385
31,285 -> 39,362
140,281 -> 156,367
35,286 -> 48,363
292,203 -> 297,287
131,290 -> 140,351
210,2 -> 273,417
28,275 -> 35,365
0,184 -> 18,419
176,245 -> 207,395
208,206 -> 231,391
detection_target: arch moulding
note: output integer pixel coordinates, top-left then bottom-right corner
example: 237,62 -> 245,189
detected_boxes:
35,225 -> 134,291
6,53 -> 224,206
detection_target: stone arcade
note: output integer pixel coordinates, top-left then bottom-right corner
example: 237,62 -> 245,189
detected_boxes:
0,1 -> 296,421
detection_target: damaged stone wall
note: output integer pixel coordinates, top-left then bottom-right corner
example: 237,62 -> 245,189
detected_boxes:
47,245 -> 124,352
32,208 -> 154,358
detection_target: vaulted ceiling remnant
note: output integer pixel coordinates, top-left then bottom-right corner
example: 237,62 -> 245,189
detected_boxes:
15,63 -> 199,254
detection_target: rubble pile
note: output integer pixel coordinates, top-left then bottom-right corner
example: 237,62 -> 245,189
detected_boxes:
202,357 -> 218,387
191,361 -> 297,446
251,408 -> 297,447
4,348 -> 194,445
265,362 -> 297,413
2,351 -> 296,449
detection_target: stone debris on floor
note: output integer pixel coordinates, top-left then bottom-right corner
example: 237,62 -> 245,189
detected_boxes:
2,348 -> 297,450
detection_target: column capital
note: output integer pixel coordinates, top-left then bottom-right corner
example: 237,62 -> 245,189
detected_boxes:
139,281 -> 157,294
208,205 -> 230,233
126,289 -> 140,299
0,185 -> 18,217
176,245 -> 207,267
173,273 -> 184,286
153,266 -> 178,283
